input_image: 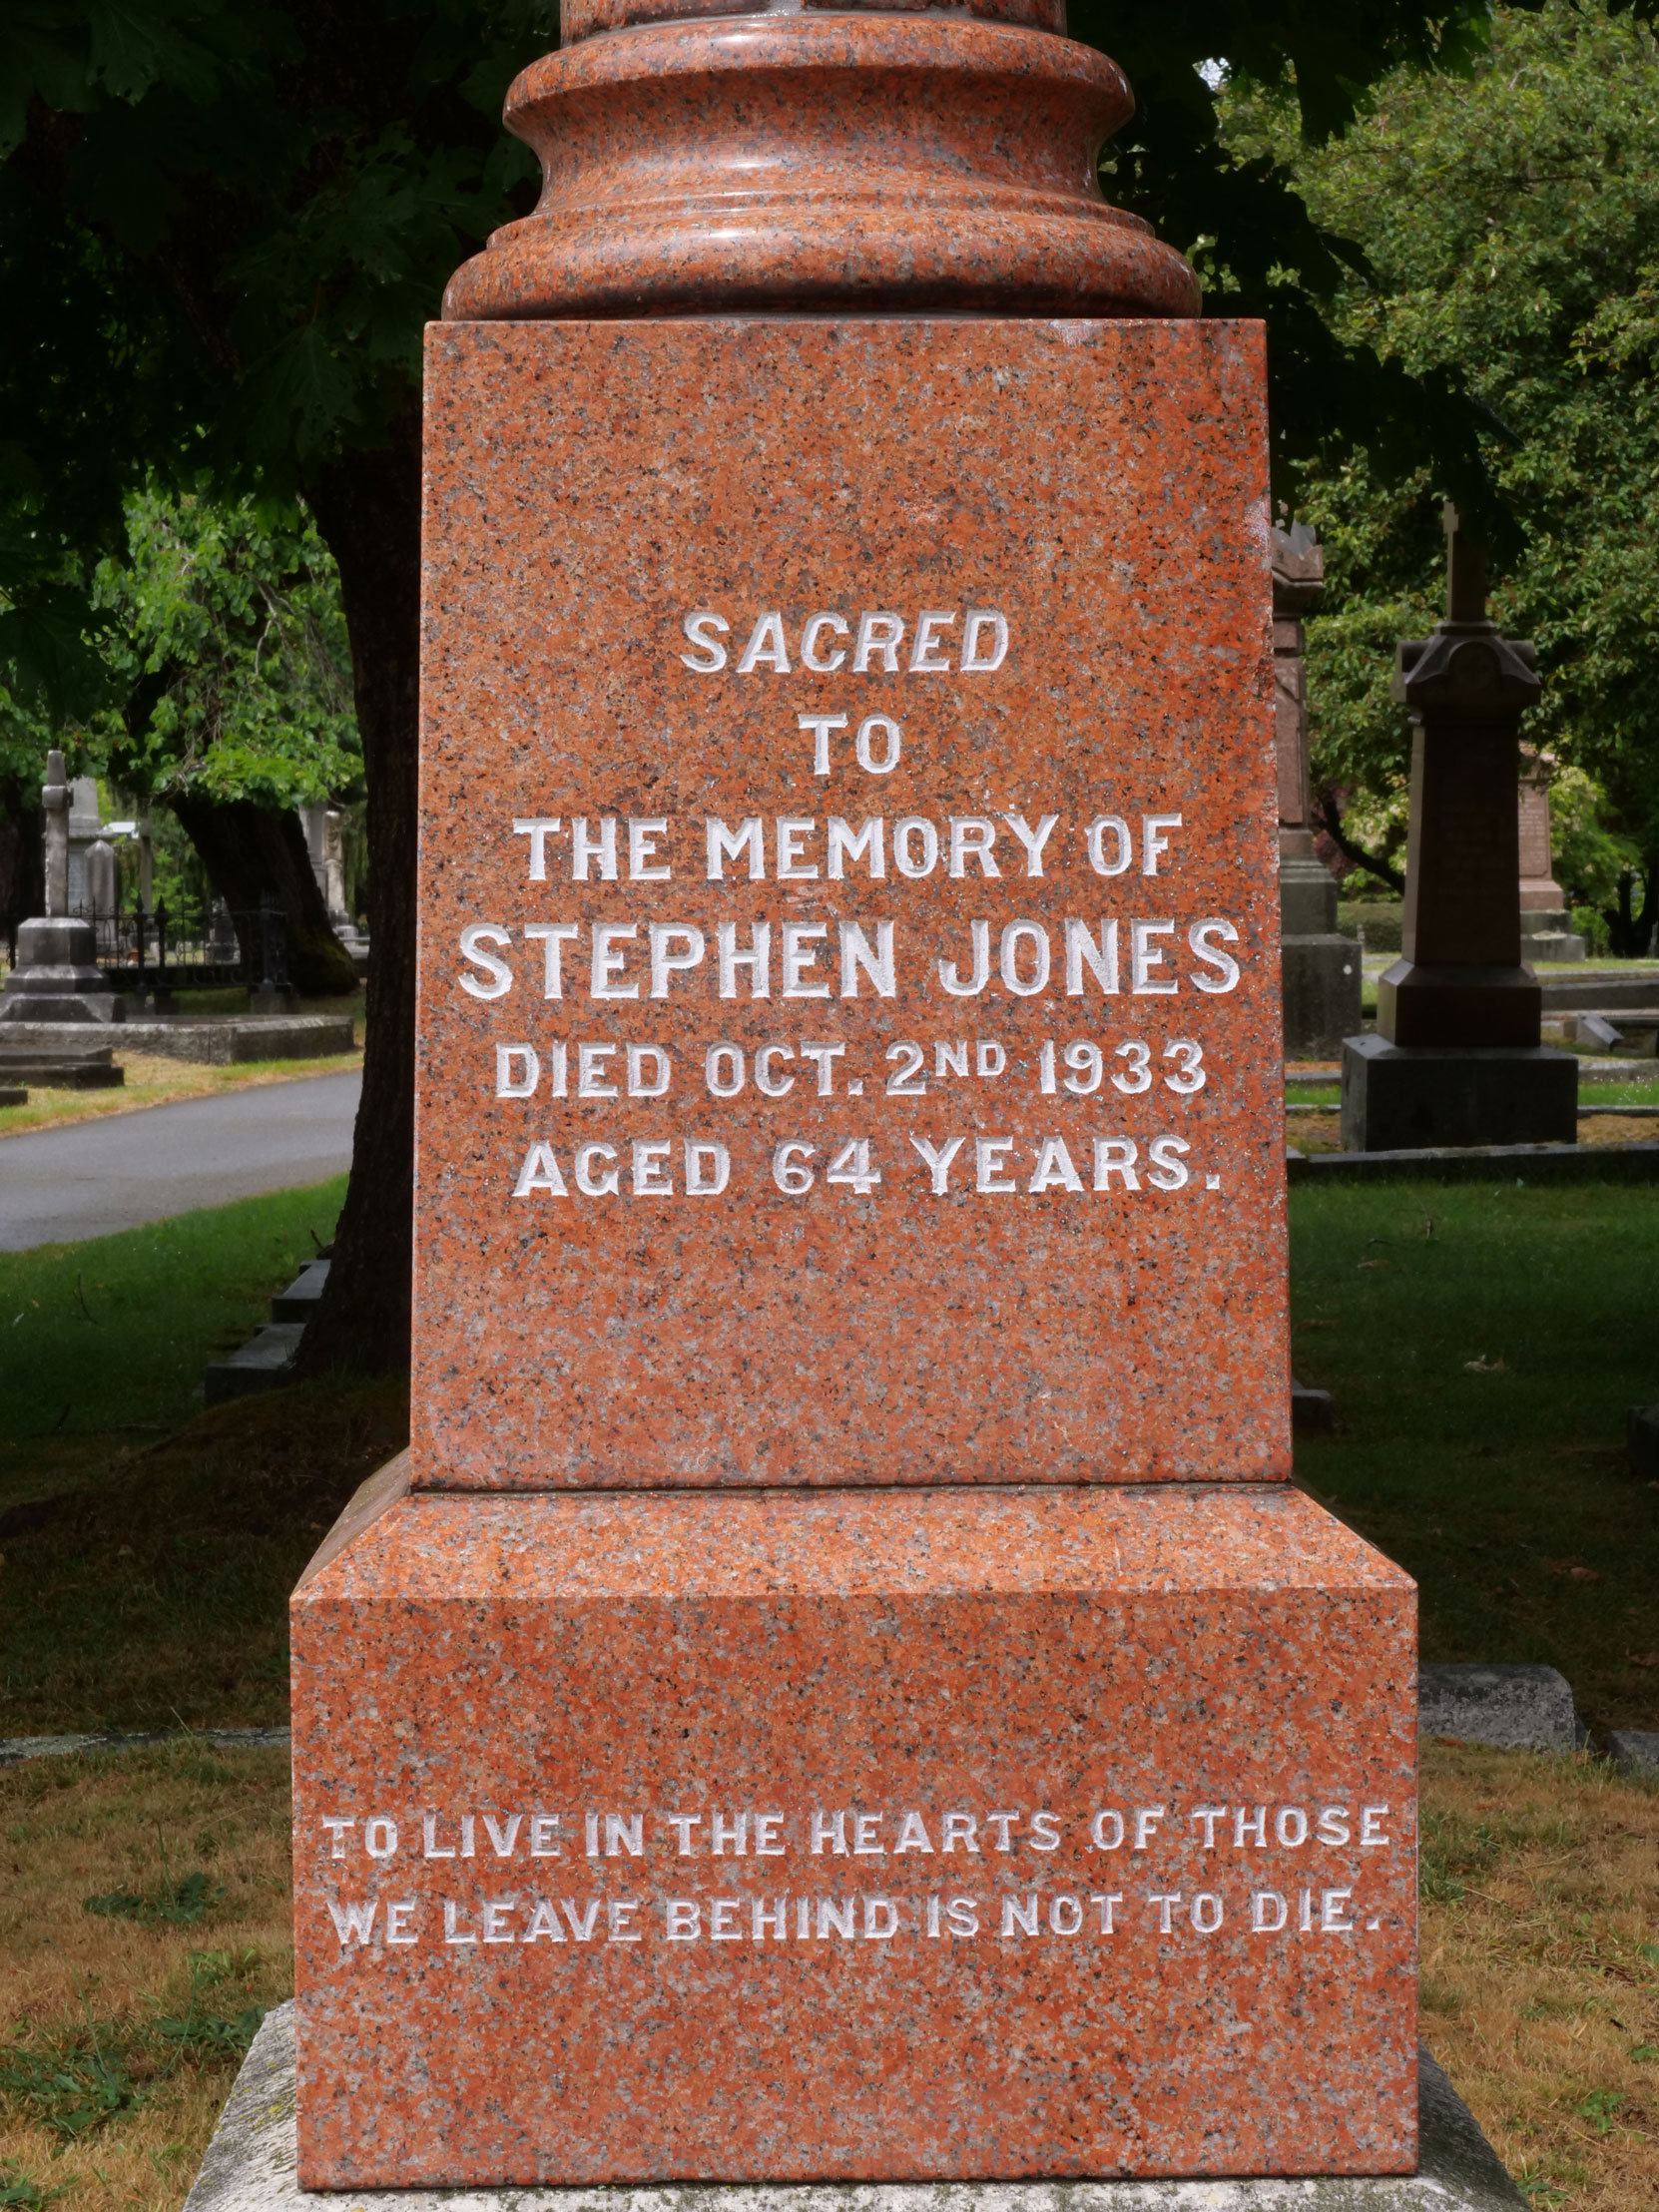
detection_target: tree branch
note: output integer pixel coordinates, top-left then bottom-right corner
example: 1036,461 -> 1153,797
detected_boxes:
1314,792 -> 1406,894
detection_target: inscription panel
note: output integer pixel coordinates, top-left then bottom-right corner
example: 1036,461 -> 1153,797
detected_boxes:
413,317 -> 1281,1486
289,1483 -> 1417,2185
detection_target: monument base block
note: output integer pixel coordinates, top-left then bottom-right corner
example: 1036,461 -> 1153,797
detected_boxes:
185,2003 -> 1526,2212
1519,911 -> 1586,963
1279,857 -> 1361,1060
0,916 -> 122,1022
1341,1035 -> 1577,1153
1282,933 -> 1363,1060
290,1466 -> 1416,2189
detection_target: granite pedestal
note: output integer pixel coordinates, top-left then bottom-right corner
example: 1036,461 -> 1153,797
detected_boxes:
293,1463 -> 1415,2187
1344,511 -> 1564,1152
1281,857 -> 1361,1062
1271,528 -> 1361,1060
286,0 -> 1419,2193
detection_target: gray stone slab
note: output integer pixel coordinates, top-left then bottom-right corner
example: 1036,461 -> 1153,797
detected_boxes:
184,2004 -> 1524,2212
1538,968 -> 1659,1013
204,1323 -> 306,1405
0,1086 -> 24,1107
0,1726 -> 290,1769
0,1014 -> 353,1065
0,1069 -> 358,1250
1418,1664 -> 1579,1754
1289,1142 -> 1659,1186
0,1027 -> 119,1059
271,1258 -> 330,1322
1605,1728 -> 1659,1775
0,1058 -> 124,1087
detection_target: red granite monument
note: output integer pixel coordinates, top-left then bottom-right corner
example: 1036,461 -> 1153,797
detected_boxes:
289,0 -> 1417,2185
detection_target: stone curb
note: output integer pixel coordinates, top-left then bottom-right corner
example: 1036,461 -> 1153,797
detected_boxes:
183,2003 -> 1525,2212
0,1014 -> 354,1067
0,1726 -> 290,1769
1288,1141 -> 1659,1184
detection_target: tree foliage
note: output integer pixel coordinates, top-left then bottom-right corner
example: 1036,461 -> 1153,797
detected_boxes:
93,488 -> 360,813
1224,0 -> 1659,944
16,0 -> 1645,1362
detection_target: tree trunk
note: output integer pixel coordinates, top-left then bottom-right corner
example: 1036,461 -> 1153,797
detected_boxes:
0,773 -> 46,936
292,405 -> 422,1378
169,795 -> 359,994
1607,862 -> 1659,958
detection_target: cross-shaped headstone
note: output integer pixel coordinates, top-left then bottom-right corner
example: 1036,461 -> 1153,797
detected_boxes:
1443,500 -> 1490,627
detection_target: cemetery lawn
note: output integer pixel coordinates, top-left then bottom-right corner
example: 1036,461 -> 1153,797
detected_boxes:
0,1180 -> 407,1736
0,1046 -> 362,1141
1417,1742 -> 1659,2212
0,1742 -> 1652,2212
1291,1181 -> 1659,1732
0,1742 -> 292,2212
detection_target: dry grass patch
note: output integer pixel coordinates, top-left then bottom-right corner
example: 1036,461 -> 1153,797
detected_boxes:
1287,1111 -> 1346,1154
0,1744 -> 290,2212
1420,1739 -> 1659,2209
1576,1114 -> 1659,1147
0,1048 -> 360,1143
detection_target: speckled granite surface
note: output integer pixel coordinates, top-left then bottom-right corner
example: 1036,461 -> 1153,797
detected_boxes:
413,316 -> 1281,1492
290,1479 -> 1415,2186
189,2004 -> 1523,2212
443,13 -> 1197,320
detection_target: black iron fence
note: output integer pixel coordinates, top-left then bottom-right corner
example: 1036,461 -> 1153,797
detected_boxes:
3,894 -> 291,998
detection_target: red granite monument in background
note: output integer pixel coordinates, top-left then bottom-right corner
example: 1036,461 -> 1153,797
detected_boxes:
288,0 -> 1417,2185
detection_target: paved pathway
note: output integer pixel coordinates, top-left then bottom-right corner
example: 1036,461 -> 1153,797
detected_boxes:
0,1071 -> 360,1251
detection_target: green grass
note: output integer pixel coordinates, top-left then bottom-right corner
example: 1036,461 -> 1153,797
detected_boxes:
1290,1181 -> 1659,1729
1579,1078 -> 1659,1104
0,1181 -> 345,1473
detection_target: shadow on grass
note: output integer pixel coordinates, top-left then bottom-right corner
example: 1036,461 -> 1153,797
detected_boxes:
0,1377 -> 407,1735
1290,1179 -> 1659,1731
0,1179 -> 406,1736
